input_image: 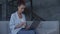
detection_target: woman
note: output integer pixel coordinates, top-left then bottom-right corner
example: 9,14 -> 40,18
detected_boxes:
9,0 -> 27,34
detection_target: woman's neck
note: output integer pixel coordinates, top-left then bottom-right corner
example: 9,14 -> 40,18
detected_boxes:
17,12 -> 22,19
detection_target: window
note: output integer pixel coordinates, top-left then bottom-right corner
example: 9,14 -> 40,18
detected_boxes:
0,4 -> 2,21
6,0 -> 17,20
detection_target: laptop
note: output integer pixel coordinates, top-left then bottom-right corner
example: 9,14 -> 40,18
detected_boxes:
29,20 -> 41,30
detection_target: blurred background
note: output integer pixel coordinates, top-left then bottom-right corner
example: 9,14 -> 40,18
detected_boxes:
0,0 -> 60,21
0,0 -> 60,34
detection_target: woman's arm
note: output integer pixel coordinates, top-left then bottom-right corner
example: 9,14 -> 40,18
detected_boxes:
9,14 -> 15,31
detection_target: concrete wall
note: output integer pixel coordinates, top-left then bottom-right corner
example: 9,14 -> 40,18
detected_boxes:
0,21 -> 9,34
32,0 -> 60,21
0,21 -> 59,34
36,21 -> 59,34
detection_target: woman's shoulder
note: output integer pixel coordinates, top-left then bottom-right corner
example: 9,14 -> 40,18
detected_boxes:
11,12 -> 17,17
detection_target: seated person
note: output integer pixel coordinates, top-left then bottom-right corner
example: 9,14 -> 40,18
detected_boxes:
9,0 -> 30,34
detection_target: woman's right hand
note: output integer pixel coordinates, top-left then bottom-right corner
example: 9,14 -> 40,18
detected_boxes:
14,22 -> 25,29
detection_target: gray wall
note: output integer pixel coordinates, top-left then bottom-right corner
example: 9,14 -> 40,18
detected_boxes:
36,21 -> 59,34
32,0 -> 60,21
0,21 -> 59,34
0,21 -> 9,34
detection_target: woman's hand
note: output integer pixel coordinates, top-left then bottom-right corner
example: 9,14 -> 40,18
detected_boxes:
25,26 -> 30,30
14,22 -> 25,29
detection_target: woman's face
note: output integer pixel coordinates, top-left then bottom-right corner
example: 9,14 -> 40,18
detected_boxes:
18,5 -> 25,13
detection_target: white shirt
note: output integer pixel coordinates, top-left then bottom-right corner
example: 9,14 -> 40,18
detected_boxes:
9,12 -> 26,34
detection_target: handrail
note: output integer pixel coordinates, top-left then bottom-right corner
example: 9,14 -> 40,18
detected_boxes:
32,12 -> 46,21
